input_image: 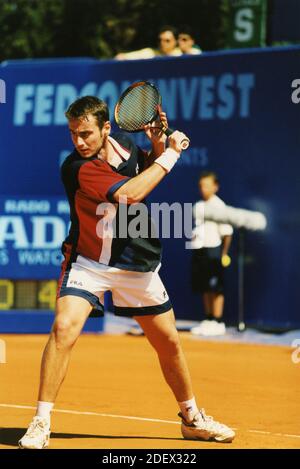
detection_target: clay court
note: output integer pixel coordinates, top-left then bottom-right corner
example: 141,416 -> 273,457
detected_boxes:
0,332 -> 299,449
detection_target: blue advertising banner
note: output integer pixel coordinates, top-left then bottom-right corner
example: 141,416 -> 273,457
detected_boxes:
0,48 -> 300,329
0,196 -> 69,278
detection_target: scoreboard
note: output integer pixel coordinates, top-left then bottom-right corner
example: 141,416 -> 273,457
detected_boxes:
0,278 -> 104,332
0,279 -> 57,311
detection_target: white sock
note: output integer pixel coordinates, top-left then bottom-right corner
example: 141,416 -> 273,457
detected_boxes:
178,397 -> 199,422
36,401 -> 54,422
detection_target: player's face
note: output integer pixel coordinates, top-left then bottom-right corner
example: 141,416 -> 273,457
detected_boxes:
158,31 -> 177,55
199,177 -> 219,201
68,114 -> 110,158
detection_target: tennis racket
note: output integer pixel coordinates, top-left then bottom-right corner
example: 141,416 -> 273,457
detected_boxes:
114,81 -> 190,150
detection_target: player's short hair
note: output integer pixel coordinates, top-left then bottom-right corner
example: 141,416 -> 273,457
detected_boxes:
199,171 -> 219,184
65,96 -> 109,129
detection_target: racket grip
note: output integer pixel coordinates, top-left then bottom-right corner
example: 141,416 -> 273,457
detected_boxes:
165,127 -> 190,151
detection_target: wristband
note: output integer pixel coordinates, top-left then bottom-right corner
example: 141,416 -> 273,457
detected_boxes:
154,148 -> 181,173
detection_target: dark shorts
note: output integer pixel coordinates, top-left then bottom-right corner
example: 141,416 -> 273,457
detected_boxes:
191,247 -> 224,294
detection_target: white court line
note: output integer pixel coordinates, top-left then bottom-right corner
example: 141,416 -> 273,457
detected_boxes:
1,403 -> 300,440
248,430 -> 271,435
0,403 -> 180,425
249,429 -> 300,439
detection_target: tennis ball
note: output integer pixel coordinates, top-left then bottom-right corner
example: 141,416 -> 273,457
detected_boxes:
221,254 -> 231,267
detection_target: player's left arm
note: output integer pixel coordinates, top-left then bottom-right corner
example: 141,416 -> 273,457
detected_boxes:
143,108 -> 168,169
113,131 -> 184,204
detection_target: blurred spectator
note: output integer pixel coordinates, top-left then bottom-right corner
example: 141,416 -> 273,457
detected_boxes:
158,25 -> 182,56
190,172 -> 233,336
115,25 -> 182,60
178,25 -> 202,55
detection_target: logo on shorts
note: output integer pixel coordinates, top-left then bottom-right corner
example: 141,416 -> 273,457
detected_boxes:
163,290 -> 167,298
69,280 -> 84,287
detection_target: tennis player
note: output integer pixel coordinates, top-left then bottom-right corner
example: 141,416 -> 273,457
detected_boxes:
19,96 -> 235,449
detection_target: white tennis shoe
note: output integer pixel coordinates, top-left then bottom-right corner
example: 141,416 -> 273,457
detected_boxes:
179,408 -> 235,443
18,416 -> 50,449
191,320 -> 226,336
190,320 -> 211,335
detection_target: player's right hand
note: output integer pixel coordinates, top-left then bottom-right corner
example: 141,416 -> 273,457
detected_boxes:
168,130 -> 189,153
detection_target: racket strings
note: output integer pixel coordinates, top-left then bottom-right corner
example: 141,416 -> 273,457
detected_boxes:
116,85 -> 159,131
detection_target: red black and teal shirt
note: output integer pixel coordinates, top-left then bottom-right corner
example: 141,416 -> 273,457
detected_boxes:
61,133 -> 161,272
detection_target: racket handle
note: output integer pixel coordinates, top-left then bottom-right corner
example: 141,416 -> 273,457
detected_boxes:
165,127 -> 190,151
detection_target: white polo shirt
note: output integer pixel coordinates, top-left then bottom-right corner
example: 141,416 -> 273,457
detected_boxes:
191,195 -> 233,249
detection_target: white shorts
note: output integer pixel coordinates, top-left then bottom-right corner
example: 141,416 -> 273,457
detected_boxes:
57,254 -> 172,317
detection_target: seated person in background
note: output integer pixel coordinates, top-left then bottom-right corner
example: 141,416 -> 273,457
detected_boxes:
157,25 -> 182,56
115,25 -> 182,60
178,25 -> 202,55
